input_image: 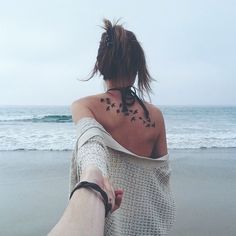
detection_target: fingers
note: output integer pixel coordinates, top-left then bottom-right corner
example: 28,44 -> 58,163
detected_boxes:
79,169 -> 124,214
113,190 -> 124,212
114,189 -> 123,195
103,177 -> 124,213
103,177 -> 115,210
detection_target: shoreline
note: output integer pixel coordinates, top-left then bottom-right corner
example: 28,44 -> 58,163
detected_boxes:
0,146 -> 236,152
0,148 -> 235,235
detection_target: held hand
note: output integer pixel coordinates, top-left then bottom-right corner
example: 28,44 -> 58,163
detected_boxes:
103,176 -> 124,213
113,189 -> 124,212
81,166 -> 124,214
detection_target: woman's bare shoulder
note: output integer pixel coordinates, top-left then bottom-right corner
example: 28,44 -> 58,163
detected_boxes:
144,102 -> 165,122
71,94 -> 105,124
72,93 -> 105,104
145,103 -> 167,157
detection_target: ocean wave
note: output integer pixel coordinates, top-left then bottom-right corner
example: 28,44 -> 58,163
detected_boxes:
0,115 -> 72,123
0,148 -> 73,151
0,146 -> 236,151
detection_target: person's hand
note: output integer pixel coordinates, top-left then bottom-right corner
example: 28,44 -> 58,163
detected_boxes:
81,165 -> 124,213
103,176 -> 123,213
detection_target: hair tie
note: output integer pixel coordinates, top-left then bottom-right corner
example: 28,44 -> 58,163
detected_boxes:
70,181 -> 112,217
105,27 -> 114,48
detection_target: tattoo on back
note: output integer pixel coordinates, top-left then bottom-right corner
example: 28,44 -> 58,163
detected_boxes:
100,97 -> 156,128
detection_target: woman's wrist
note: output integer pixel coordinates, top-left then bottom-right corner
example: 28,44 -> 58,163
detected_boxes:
80,165 -> 105,189
70,185 -> 104,204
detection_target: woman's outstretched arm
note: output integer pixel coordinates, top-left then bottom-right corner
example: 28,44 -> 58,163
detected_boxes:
48,166 -> 123,236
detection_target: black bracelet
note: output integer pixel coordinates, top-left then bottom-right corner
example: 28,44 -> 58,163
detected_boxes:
69,181 -> 112,217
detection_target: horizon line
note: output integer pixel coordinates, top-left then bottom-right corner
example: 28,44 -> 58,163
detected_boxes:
0,104 -> 236,107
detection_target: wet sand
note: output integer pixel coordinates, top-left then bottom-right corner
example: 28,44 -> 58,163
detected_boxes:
0,148 -> 235,236
168,148 -> 236,236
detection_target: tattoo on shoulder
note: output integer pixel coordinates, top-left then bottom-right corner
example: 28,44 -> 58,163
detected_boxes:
100,97 -> 155,128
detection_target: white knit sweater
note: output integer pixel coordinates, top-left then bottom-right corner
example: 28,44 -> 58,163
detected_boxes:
69,117 -> 176,236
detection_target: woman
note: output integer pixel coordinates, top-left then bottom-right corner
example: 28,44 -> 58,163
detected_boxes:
70,19 -> 176,235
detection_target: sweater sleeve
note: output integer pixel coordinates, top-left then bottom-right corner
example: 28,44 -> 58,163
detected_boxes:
69,135 -> 109,199
77,135 -> 109,178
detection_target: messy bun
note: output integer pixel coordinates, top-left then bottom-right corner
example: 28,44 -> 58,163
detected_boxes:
89,18 -> 154,98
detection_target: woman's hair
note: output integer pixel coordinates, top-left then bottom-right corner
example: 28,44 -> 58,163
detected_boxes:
89,18 -> 154,98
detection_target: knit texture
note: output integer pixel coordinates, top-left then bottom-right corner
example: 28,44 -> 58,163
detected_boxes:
69,117 -> 176,236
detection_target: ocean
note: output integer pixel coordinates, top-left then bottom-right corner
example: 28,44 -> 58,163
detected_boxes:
0,105 -> 235,151
1,106 -> 236,236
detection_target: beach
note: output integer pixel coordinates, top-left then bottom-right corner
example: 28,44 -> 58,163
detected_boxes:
168,148 -> 236,236
0,148 -> 235,236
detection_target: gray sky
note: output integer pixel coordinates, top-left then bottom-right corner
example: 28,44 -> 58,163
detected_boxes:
0,0 -> 235,106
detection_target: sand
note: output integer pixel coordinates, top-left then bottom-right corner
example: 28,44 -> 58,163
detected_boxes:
168,148 -> 236,236
0,148 -> 235,236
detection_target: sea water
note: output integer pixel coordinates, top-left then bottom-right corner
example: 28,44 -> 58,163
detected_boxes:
0,105 -> 235,151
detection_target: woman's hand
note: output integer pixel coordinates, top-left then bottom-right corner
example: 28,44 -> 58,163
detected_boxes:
48,165 -> 123,236
81,165 -> 124,214
103,176 -> 123,213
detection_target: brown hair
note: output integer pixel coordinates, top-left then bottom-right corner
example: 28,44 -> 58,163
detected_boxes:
89,18 -> 154,98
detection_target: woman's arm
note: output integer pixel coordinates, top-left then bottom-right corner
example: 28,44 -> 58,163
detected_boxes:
48,101 -> 123,235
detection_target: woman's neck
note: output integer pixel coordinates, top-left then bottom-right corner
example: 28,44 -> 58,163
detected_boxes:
105,77 -> 135,90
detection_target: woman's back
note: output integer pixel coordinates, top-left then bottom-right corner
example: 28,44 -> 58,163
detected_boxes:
72,90 -> 167,159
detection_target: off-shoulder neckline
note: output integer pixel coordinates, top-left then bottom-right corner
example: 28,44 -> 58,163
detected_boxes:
75,117 -> 168,160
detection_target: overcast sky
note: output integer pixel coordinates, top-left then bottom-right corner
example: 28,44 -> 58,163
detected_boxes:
0,0 -> 235,106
